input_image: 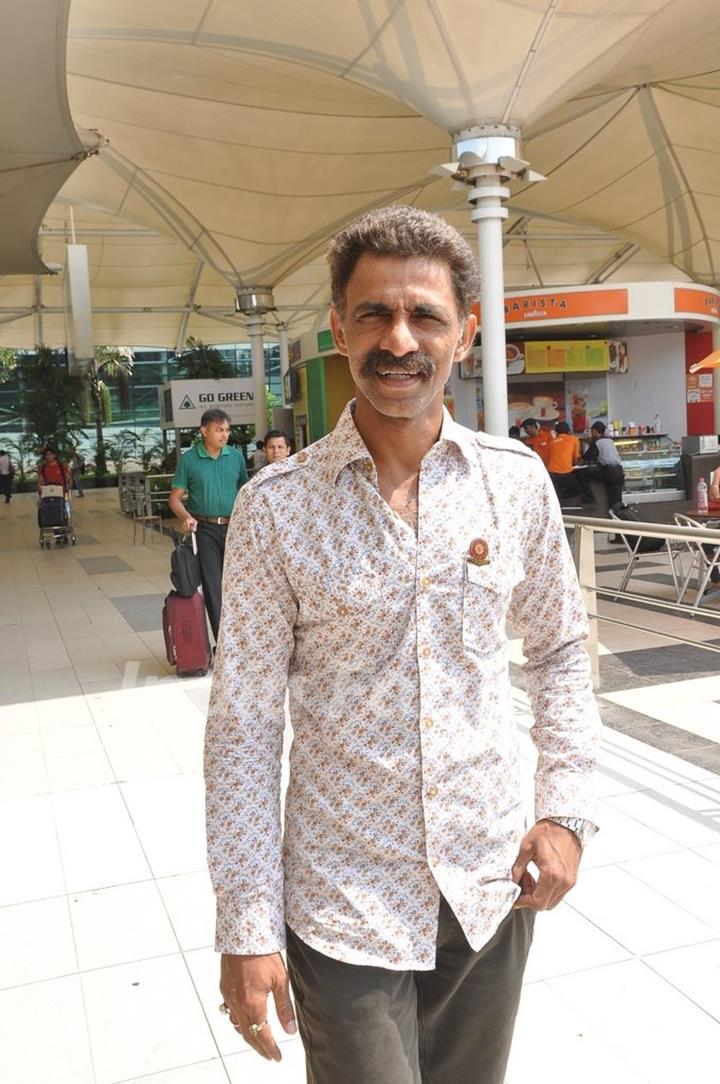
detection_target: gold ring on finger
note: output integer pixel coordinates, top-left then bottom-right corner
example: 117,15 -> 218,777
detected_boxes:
249,1019 -> 268,1038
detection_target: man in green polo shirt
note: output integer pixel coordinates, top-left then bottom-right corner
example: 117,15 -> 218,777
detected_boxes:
168,408 -> 248,643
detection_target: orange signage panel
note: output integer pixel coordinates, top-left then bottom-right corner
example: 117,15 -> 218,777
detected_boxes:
473,288 -> 628,324
674,288 -> 720,319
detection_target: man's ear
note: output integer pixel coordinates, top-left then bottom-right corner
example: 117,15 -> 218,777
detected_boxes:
455,311 -> 477,359
329,307 -> 349,357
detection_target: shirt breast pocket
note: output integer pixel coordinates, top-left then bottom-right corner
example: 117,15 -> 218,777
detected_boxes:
462,560 -> 523,658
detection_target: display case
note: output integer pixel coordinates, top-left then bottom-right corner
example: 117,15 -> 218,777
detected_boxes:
614,434 -> 684,501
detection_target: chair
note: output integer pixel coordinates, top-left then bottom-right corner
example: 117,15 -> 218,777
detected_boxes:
674,514 -> 720,609
131,479 -> 162,545
608,508 -> 683,597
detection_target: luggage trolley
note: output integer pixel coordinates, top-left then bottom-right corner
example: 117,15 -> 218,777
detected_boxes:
38,484 -> 76,548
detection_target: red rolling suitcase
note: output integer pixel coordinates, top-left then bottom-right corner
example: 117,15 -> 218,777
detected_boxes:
162,590 -> 212,677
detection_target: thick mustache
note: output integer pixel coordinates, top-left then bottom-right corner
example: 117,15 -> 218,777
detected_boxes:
361,349 -> 435,379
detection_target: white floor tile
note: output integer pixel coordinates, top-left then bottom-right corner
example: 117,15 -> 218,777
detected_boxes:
225,1039 -> 307,1083
0,896 -> 76,988
580,799 -> 681,869
568,865 -> 716,956
156,871 -> 216,950
523,899 -> 631,983
694,841 -> 720,867
122,1062 -> 229,1084
645,938 -> 720,1023
35,694 -> 95,730
121,774 -> 207,877
82,954 -> 217,1084
507,980 -> 644,1084
621,848 -> 720,932
69,880 -> 179,970
609,778 -> 720,848
95,716 -> 182,781
596,726 -> 717,796
0,975 -> 94,1083
52,784 -> 151,892
0,794 -> 65,906
547,958 -> 720,1084
0,731 -> 48,799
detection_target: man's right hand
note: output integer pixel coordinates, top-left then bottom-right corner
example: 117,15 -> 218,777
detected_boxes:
220,952 -> 297,1062
184,514 -> 198,532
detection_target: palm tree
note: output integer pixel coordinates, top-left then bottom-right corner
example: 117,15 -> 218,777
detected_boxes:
85,346 -> 134,476
172,337 -> 235,380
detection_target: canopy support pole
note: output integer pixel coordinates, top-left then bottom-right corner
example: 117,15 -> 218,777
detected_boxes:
278,323 -> 289,405
714,325 -> 720,436
235,287 -> 277,441
436,125 -> 544,436
246,313 -> 267,441
469,177 -> 509,436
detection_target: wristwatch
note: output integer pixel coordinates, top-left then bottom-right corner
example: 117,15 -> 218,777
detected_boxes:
542,816 -> 597,848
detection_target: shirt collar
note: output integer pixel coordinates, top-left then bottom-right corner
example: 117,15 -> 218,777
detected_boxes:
327,400 -> 477,483
196,441 -> 230,458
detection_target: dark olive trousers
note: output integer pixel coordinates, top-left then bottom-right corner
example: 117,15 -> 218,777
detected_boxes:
286,899 -> 535,1084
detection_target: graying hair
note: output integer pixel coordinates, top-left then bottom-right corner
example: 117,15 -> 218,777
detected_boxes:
328,206 -> 480,317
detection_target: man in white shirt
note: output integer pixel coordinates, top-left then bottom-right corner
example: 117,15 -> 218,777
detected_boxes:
206,207 -> 600,1083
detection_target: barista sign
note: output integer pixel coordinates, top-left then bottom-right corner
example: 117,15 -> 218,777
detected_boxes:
158,379 -> 255,430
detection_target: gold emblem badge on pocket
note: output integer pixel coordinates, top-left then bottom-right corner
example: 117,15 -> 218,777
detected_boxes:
467,537 -> 490,567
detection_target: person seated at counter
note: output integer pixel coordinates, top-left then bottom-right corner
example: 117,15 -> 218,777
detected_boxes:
546,421 -> 595,505
521,418 -> 553,464
583,420 -> 625,509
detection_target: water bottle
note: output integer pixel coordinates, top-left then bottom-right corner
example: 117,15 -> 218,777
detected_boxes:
697,476 -> 709,514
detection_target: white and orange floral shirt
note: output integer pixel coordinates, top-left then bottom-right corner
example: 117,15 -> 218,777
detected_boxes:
205,403 -> 600,970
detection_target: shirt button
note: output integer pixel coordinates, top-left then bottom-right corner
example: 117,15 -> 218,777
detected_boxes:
420,576 -> 430,588
421,646 -> 431,658
423,716 -> 433,729
427,785 -> 438,798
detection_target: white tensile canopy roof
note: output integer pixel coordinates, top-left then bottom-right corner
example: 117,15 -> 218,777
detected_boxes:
0,0 -> 718,349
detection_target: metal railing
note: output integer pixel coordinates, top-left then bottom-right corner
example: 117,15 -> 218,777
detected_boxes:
563,513 -> 720,689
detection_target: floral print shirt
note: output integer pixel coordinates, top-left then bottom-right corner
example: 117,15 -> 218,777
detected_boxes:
205,403 -> 600,970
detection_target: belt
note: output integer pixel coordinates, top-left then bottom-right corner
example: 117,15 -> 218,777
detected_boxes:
195,515 -> 231,525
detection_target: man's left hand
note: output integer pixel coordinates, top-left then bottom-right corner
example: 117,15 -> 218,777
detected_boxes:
511,820 -> 582,911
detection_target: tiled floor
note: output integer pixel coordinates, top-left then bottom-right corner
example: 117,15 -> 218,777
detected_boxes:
1,490 -> 719,1083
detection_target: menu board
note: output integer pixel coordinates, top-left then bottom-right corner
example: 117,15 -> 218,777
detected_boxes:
525,340 -> 611,373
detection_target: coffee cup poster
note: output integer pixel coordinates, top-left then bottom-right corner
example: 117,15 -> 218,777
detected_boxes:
506,384 -> 567,431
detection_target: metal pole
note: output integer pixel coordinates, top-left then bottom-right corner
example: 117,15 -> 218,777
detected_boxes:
471,176 -> 509,436
247,313 -> 267,440
436,125 -> 544,438
278,323 -> 290,406
713,324 -> 720,435
571,523 -> 599,690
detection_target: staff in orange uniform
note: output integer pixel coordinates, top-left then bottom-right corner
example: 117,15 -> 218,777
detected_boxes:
521,418 -> 553,465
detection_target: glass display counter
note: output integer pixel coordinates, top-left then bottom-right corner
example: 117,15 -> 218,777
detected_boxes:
614,434 -> 683,499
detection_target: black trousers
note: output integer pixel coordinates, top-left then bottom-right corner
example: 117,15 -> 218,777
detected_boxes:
0,474 -> 11,502
586,464 -> 625,509
549,469 -> 594,503
286,899 -> 535,1084
195,521 -> 228,642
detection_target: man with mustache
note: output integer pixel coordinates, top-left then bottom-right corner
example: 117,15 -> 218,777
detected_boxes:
206,206 -> 600,1083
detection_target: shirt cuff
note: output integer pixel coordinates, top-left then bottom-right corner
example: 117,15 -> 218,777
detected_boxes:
214,881 -> 286,956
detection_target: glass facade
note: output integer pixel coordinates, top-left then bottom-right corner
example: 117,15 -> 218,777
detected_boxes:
0,342 -> 281,456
